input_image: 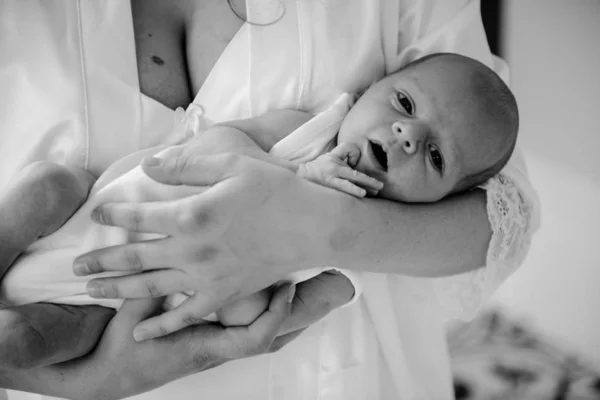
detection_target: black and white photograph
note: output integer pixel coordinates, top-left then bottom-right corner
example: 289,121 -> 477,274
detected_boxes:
0,1 -> 598,399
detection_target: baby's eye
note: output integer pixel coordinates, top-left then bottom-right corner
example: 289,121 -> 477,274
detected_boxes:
428,144 -> 444,173
396,92 -> 414,115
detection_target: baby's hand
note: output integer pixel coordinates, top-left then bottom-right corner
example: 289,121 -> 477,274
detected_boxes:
298,143 -> 383,197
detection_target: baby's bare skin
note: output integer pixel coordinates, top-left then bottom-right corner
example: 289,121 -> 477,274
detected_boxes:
0,162 -> 114,370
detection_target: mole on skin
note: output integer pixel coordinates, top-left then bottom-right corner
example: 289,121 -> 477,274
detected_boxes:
151,55 -> 165,66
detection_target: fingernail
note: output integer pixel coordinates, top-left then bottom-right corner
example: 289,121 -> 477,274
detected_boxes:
287,284 -> 296,303
133,328 -> 149,342
91,209 -> 105,224
142,157 -> 162,168
86,282 -> 105,298
73,262 -> 90,276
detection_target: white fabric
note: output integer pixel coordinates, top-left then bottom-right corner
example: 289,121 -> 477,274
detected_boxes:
0,0 -> 539,399
0,94 -> 359,311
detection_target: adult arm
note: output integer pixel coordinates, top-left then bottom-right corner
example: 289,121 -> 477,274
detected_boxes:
71,152 -> 494,340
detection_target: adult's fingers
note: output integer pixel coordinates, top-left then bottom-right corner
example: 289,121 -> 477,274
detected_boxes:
141,153 -> 242,187
216,283 -> 295,360
85,269 -> 189,300
0,304 -> 115,369
132,291 -> 225,341
277,271 -> 355,337
113,297 -> 166,325
268,328 -> 308,353
90,200 -> 182,235
73,238 -> 176,276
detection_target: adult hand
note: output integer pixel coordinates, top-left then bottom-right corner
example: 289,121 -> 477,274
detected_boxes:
1,283 -> 295,400
0,303 -> 114,371
269,270 -> 355,352
74,150 -> 352,341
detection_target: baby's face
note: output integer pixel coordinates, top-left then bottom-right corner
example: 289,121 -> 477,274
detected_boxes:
337,57 -> 500,202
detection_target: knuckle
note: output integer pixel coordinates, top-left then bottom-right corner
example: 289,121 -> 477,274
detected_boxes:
191,207 -> 213,230
101,281 -> 119,298
323,165 -> 337,176
93,207 -> 110,225
127,208 -> 143,230
323,175 -> 336,185
172,155 -> 191,177
318,296 -> 336,312
156,325 -> 169,338
192,245 -> 219,264
85,258 -> 105,274
145,279 -> 163,297
182,313 -> 203,327
175,209 -> 194,232
125,249 -> 144,272
178,207 -> 213,232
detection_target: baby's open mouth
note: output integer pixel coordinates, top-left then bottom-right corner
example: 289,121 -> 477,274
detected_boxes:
369,140 -> 388,171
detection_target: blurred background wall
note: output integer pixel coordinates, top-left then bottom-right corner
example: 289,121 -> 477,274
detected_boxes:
489,0 -> 600,366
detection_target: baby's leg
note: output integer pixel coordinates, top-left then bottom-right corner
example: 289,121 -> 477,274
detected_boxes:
0,161 -> 94,272
0,303 -> 113,370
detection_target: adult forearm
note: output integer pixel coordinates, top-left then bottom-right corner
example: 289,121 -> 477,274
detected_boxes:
328,188 -> 490,277
0,369 -> 80,399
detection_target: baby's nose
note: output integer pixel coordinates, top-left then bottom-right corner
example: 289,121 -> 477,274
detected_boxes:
392,122 -> 421,155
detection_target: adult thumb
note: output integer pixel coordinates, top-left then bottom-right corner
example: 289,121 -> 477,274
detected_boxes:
115,297 -> 165,325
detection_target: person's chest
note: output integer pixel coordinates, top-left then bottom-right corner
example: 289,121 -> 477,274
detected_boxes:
131,0 -> 244,110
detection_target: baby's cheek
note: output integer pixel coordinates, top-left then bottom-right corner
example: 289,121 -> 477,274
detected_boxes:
216,288 -> 272,327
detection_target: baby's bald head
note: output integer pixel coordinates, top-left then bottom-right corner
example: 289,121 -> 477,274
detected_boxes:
408,53 -> 519,194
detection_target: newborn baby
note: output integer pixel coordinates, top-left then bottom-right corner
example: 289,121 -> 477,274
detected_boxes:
300,52 -> 518,203
214,52 -> 518,324
0,53 -> 518,369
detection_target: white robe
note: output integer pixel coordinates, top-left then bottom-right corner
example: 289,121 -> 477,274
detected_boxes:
0,1 -> 539,399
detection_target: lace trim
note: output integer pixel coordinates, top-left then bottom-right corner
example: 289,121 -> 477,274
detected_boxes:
435,173 -> 535,321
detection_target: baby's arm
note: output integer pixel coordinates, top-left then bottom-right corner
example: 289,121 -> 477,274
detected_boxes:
298,143 -> 383,197
0,161 -> 107,370
0,161 -> 95,277
215,111 -> 383,197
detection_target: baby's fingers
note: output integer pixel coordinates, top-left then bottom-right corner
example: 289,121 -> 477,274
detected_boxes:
337,167 -> 384,194
326,177 -> 367,198
330,143 -> 362,167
